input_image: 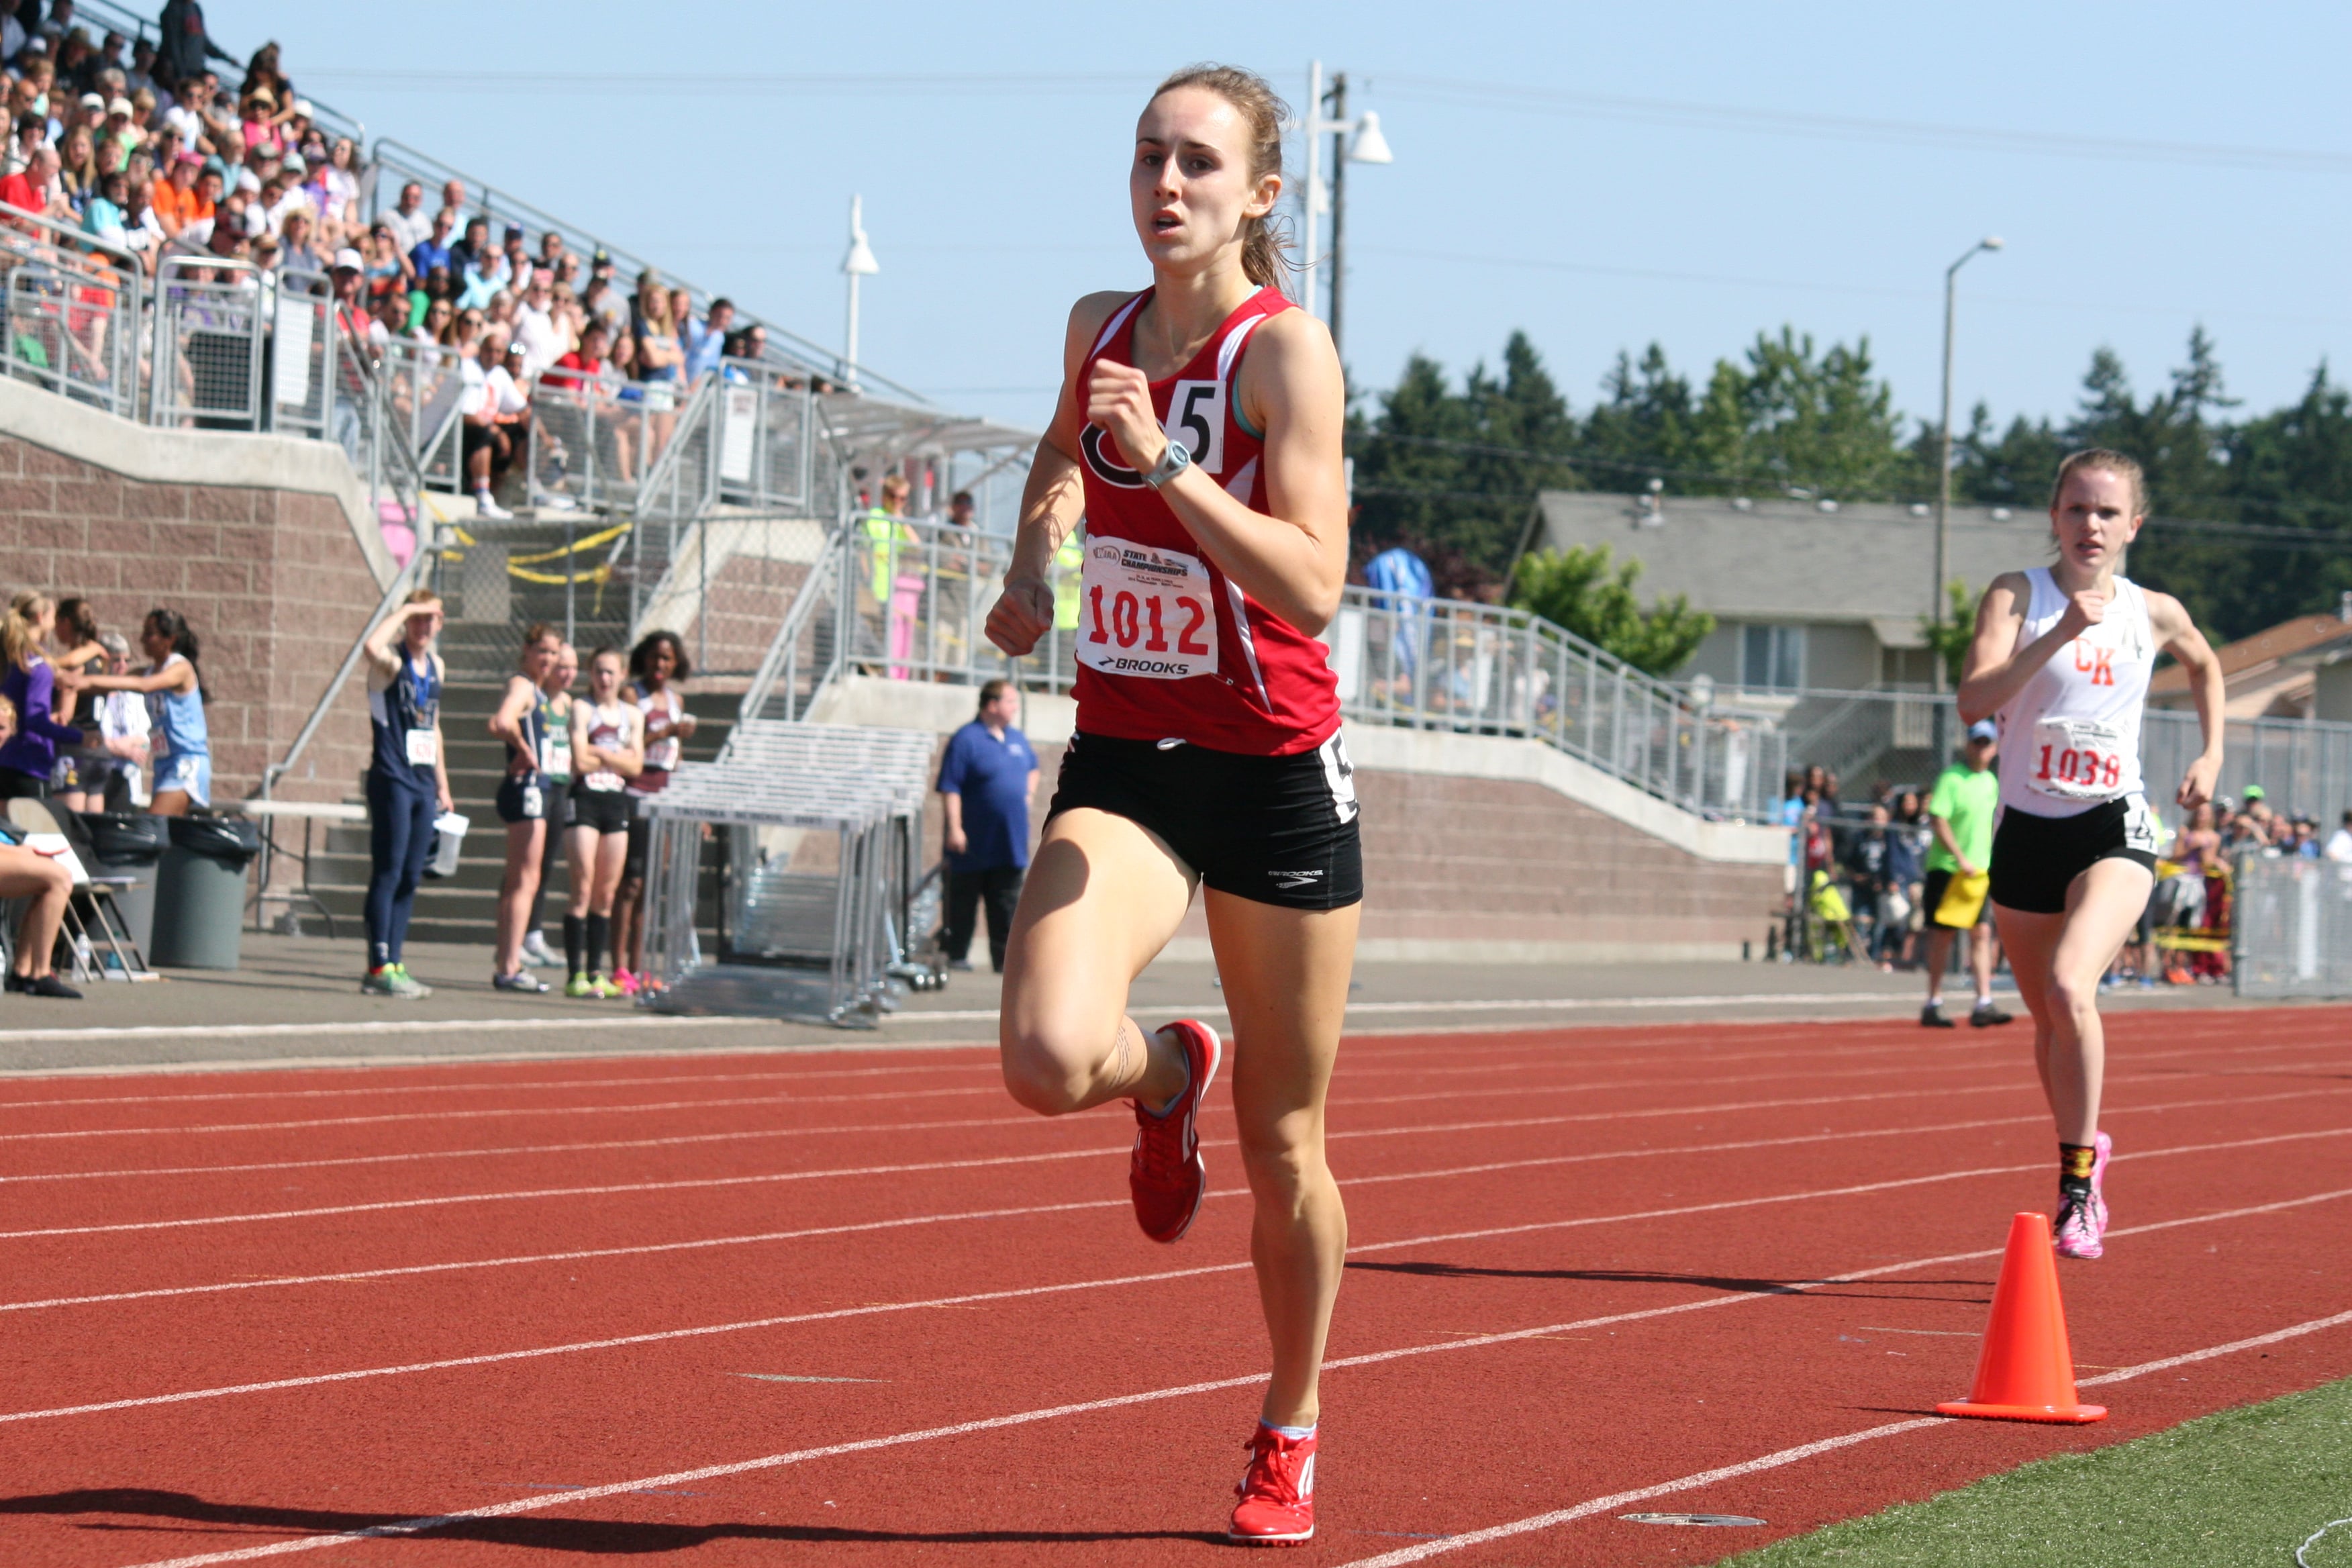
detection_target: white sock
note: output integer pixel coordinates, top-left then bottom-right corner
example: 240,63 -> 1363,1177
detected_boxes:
1265,1422 -> 1315,1440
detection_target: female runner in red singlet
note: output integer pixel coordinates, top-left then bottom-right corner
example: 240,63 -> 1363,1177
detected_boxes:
985,64 -> 1356,1546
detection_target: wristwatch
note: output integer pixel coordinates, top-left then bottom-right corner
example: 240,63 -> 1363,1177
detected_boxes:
1142,438 -> 1192,488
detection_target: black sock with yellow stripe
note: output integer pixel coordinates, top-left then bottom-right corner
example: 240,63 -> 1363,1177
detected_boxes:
2058,1142 -> 2096,1202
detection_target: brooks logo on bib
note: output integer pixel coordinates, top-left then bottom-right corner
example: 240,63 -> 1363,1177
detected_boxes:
1079,541 -> 1218,681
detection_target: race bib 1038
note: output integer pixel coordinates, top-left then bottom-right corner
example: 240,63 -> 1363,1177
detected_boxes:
2028,716 -> 2124,801
1077,540 -> 1219,681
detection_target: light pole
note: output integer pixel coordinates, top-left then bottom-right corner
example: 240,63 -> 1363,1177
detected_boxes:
841,194 -> 879,387
1297,62 -> 1391,366
1931,234 -> 2001,761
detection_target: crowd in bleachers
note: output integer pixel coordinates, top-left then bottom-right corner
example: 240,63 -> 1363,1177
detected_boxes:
0,3 -> 795,517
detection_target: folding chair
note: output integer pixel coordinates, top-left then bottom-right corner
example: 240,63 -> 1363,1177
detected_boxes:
3,798 -> 156,981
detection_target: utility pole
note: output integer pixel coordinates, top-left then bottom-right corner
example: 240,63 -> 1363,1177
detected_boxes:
1296,64 -> 1391,367
841,195 -> 879,388
1326,72 -> 1349,356
1932,235 -> 2002,763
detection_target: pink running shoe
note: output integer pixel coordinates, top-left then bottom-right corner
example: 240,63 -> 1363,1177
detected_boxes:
611,967 -> 641,997
1229,1424 -> 1316,1546
1128,1019 -> 1221,1244
2090,1129 -> 2112,1234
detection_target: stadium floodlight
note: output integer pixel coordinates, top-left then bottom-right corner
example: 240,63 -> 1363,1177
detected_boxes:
1929,234 -> 2005,760
1300,62 -> 1394,365
842,195 -> 879,385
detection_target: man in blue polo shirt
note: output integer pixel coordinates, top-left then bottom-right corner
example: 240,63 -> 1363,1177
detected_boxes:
937,679 -> 1038,973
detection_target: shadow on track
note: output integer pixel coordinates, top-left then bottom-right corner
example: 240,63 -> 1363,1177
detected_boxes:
1345,1260 -> 1992,1304
0,1489 -> 1227,1553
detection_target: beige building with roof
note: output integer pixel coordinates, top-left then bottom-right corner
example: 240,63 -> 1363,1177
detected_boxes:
1523,489 -> 2057,693
2147,597 -> 2352,720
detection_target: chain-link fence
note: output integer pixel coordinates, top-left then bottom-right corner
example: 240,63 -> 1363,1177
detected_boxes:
2233,851 -> 2352,997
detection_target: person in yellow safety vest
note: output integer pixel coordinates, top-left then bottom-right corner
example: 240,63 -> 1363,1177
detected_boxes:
862,474 -> 924,678
1052,527 -> 1084,634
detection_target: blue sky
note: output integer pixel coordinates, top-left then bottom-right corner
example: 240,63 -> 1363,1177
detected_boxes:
246,0 -> 2352,445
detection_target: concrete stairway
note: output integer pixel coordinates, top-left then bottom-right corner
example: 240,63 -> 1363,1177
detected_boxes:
299,678 -> 735,951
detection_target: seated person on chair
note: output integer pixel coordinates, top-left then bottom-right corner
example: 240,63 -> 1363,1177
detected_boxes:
0,695 -> 81,999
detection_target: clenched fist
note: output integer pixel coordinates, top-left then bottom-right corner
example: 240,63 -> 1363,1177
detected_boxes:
1086,361 -> 1165,477
2058,588 -> 2108,639
986,576 -> 1057,657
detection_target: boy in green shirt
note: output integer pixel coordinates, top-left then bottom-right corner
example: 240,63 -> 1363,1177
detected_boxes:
1920,721 -> 2012,1028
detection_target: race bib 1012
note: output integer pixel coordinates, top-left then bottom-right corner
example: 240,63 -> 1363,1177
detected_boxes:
1077,540 -> 1219,681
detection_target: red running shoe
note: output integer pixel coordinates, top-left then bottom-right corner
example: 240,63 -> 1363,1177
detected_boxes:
1229,1424 -> 1316,1546
1128,1018 -> 1221,1244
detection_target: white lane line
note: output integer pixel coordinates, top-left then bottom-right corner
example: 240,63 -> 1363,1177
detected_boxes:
0,995 -> 1899,1048
1333,1304 -> 2352,1567
10,1022 -> 2314,1149
10,1095 -> 2329,1314
0,1061 -> 1011,1113
0,1085 -> 1028,1144
9,1038 -> 2333,1189
2,997 -> 2310,1087
10,1152 -> 2345,1427
104,1202 -> 2352,1568
13,1073 -> 2341,1233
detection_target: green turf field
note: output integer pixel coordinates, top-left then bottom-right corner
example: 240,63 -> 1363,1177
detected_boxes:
1722,1376 -> 2352,1567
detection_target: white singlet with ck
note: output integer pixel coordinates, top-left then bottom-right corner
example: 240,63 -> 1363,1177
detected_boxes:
1994,567 -> 2154,818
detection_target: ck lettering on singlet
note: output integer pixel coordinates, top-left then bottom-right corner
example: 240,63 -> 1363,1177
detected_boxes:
2073,640 -> 2118,687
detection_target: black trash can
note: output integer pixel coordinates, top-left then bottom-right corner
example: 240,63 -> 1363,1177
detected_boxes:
152,815 -> 262,970
75,812 -> 168,959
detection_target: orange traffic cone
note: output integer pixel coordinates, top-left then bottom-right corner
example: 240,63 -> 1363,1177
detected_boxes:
1934,1212 -> 2108,1424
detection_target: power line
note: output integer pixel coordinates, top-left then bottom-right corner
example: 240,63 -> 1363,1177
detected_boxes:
299,69 -> 1145,95
1379,76 -> 2352,177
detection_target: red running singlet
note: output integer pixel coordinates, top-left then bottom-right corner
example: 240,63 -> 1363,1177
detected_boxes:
1071,286 -> 1342,756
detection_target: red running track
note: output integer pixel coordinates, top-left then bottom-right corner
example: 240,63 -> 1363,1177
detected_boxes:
0,1007 -> 2345,1565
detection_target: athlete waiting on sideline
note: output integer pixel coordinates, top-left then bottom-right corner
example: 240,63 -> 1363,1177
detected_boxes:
610,630 -> 695,997
983,63 -> 1358,1547
487,623 -> 560,993
562,647 -> 643,998
520,642 -> 579,971
77,609 -> 210,816
0,692 -> 81,998
356,591 -> 453,999
1957,448 -> 2224,1260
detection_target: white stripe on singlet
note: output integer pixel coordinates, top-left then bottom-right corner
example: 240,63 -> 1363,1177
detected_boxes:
1220,456 -> 1271,707
1088,293 -> 1148,358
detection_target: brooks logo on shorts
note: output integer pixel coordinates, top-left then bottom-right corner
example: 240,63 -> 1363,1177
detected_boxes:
1271,871 -> 1322,890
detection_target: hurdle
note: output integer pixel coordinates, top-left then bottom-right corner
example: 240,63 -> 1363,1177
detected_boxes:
638,721 -> 937,1026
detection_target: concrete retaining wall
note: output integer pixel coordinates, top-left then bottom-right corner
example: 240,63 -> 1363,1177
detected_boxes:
0,376 -> 395,803
807,674 -> 1787,963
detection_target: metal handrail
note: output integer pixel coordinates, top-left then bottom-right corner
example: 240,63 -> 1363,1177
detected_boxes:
736,524 -> 852,728
730,518 -> 1787,822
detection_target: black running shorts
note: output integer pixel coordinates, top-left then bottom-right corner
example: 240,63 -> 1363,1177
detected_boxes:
495,772 -> 548,824
1988,797 -> 2159,916
568,783 -> 632,836
1045,730 -> 1363,911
